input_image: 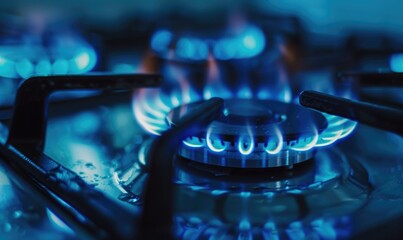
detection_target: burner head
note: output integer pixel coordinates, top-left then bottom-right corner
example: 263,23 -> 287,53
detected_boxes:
167,99 -> 328,168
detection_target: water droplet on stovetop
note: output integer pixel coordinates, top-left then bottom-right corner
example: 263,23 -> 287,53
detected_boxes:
118,193 -> 142,205
84,163 -> 96,170
1,222 -> 12,233
12,210 -> 23,219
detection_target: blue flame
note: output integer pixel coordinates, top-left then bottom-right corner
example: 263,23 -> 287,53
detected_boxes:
151,25 -> 265,61
214,25 -> 266,60
176,38 -> 209,60
15,59 -> 34,78
257,89 -> 272,100
286,221 -> 306,240
53,59 -> 69,74
0,56 -> 15,78
290,127 -> 319,151
315,114 -> 357,147
133,84 -> 201,136
238,126 -> 254,155
203,84 -> 232,99
265,127 -> 284,154
310,219 -> 337,239
175,217 -> 349,240
151,30 -> 173,53
134,48 -> 356,155
237,85 -> 253,99
183,137 -> 204,148
75,52 -> 91,71
390,53 -> 403,72
206,127 -> 227,152
134,80 -> 357,155
36,60 -> 52,75
0,37 -> 97,79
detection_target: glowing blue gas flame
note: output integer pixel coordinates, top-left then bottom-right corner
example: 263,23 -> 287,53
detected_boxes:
214,25 -> 266,60
175,217 -> 349,240
71,49 -> 97,73
151,30 -> 173,53
0,36 -> 97,79
238,126 -> 254,155
134,44 -> 356,156
183,137 -> 204,148
265,127 -> 284,155
206,127 -> 227,152
151,25 -> 265,61
315,114 -> 357,147
390,53 -> 403,72
134,81 -> 357,155
134,90 -> 172,135
290,127 -> 319,151
134,79 -> 357,156
237,85 -> 253,99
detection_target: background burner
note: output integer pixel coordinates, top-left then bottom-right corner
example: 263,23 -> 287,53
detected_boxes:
167,99 -> 328,168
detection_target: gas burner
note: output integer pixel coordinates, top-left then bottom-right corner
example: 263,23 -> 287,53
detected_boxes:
170,149 -> 370,239
119,142 -> 371,240
167,99 -> 328,168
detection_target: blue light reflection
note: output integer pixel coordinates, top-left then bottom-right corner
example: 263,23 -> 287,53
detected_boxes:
175,217 -> 349,240
46,209 -> 74,235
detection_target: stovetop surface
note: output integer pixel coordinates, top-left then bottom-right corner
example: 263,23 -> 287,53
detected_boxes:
1,92 -> 401,239
0,5 -> 402,239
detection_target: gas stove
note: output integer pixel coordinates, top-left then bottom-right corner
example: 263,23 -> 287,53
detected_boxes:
0,4 -> 403,240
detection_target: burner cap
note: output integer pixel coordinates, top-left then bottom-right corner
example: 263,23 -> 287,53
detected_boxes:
220,99 -> 284,125
167,99 -> 328,168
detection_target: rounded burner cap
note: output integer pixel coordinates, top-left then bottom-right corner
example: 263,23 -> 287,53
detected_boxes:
220,99 -> 284,125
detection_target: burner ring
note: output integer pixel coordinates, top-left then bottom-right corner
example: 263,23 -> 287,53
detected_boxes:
167,99 -> 328,168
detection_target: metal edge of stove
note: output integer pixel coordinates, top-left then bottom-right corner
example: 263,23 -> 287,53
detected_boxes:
0,74 -> 163,240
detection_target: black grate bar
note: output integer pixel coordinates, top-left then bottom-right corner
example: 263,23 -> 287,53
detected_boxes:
139,97 -> 224,240
299,90 -> 403,135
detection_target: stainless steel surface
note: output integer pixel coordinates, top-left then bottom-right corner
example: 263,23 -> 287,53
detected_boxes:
0,1 -> 402,239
